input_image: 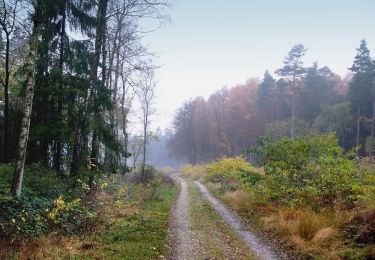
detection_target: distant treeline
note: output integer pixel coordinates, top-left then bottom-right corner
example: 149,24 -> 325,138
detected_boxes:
168,41 -> 375,164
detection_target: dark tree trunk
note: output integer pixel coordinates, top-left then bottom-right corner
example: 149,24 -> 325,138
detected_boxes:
70,0 -> 108,176
356,105 -> 360,156
54,3 -> 66,173
370,101 -> 375,158
3,34 -> 10,163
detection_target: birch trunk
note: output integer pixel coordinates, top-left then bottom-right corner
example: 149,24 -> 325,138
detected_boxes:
11,14 -> 40,197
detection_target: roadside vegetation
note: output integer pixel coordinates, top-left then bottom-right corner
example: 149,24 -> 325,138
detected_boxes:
180,133 -> 375,259
0,165 -> 176,259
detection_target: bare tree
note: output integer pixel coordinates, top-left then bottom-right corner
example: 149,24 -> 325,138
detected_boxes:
136,68 -> 155,181
129,135 -> 143,168
99,0 -> 170,173
0,0 -> 20,162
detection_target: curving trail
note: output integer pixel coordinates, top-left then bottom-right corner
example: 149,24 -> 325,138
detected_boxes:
168,176 -> 282,260
195,181 -> 279,260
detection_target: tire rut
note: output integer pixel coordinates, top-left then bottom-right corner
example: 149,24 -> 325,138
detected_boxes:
195,181 -> 280,260
168,176 -> 199,260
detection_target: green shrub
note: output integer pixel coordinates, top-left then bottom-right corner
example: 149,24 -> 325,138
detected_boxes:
0,194 -> 51,238
251,133 -> 364,209
0,164 -> 100,239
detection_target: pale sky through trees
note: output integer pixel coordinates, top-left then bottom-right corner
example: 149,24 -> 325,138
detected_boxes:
140,0 -> 375,131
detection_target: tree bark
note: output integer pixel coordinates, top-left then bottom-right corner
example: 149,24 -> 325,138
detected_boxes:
356,105 -> 360,156
141,112 -> 148,181
0,0 -> 19,162
54,2 -> 66,173
291,74 -> 296,139
3,34 -> 10,162
370,101 -> 375,158
11,12 -> 40,197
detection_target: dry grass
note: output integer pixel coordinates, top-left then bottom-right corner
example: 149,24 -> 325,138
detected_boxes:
261,208 -> 343,257
2,236 -> 102,260
223,190 -> 254,211
180,164 -> 207,180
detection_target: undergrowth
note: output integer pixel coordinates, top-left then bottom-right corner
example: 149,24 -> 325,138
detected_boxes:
184,133 -> 375,259
0,164 -> 177,259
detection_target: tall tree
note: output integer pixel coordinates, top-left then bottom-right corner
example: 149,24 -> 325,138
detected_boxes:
299,63 -> 336,124
136,68 -> 155,181
0,0 -> 20,162
275,44 -> 307,138
11,0 -> 42,196
70,0 -> 108,176
256,70 -> 276,124
348,40 -> 373,155
370,60 -> 375,157
53,0 -> 67,173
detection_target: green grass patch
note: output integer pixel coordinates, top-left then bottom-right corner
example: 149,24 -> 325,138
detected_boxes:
189,183 -> 255,259
94,181 -> 177,259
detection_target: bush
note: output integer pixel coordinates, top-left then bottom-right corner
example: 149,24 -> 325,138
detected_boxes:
206,156 -> 261,191
252,133 -> 361,208
180,164 -> 207,180
0,164 -> 100,240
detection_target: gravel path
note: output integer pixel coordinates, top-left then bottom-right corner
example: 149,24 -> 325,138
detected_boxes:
168,176 -> 199,260
195,181 -> 279,260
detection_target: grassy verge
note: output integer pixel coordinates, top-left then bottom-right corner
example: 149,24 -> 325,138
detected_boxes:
188,183 -> 255,259
1,165 -> 177,259
90,178 -> 177,259
205,182 -> 375,260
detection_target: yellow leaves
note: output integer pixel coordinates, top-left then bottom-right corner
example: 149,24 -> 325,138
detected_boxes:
55,196 -> 65,208
207,156 -> 254,177
180,164 -> 207,180
100,181 -> 108,189
48,196 -> 82,221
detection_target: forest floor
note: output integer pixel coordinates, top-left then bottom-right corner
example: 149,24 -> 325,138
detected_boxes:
167,176 -> 282,260
0,168 -> 178,259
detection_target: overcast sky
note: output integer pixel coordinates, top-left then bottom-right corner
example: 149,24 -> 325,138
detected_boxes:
139,0 -> 375,131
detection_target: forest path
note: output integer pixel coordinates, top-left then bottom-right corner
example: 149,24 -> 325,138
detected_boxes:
195,181 -> 280,260
167,176 -> 199,259
168,176 -> 257,259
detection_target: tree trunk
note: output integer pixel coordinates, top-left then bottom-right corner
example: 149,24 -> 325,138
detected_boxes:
370,101 -> 375,158
356,105 -> 360,156
3,34 -> 10,163
54,2 -> 66,173
141,113 -> 148,182
70,0 -> 108,176
11,14 -> 40,197
291,74 -> 296,139
121,91 -> 129,172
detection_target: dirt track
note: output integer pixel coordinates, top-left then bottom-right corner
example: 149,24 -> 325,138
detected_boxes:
168,176 -> 284,259
168,177 -> 199,259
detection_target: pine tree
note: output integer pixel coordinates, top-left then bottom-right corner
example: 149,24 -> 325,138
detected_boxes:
348,39 -> 373,155
275,44 -> 307,138
256,70 -> 276,123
